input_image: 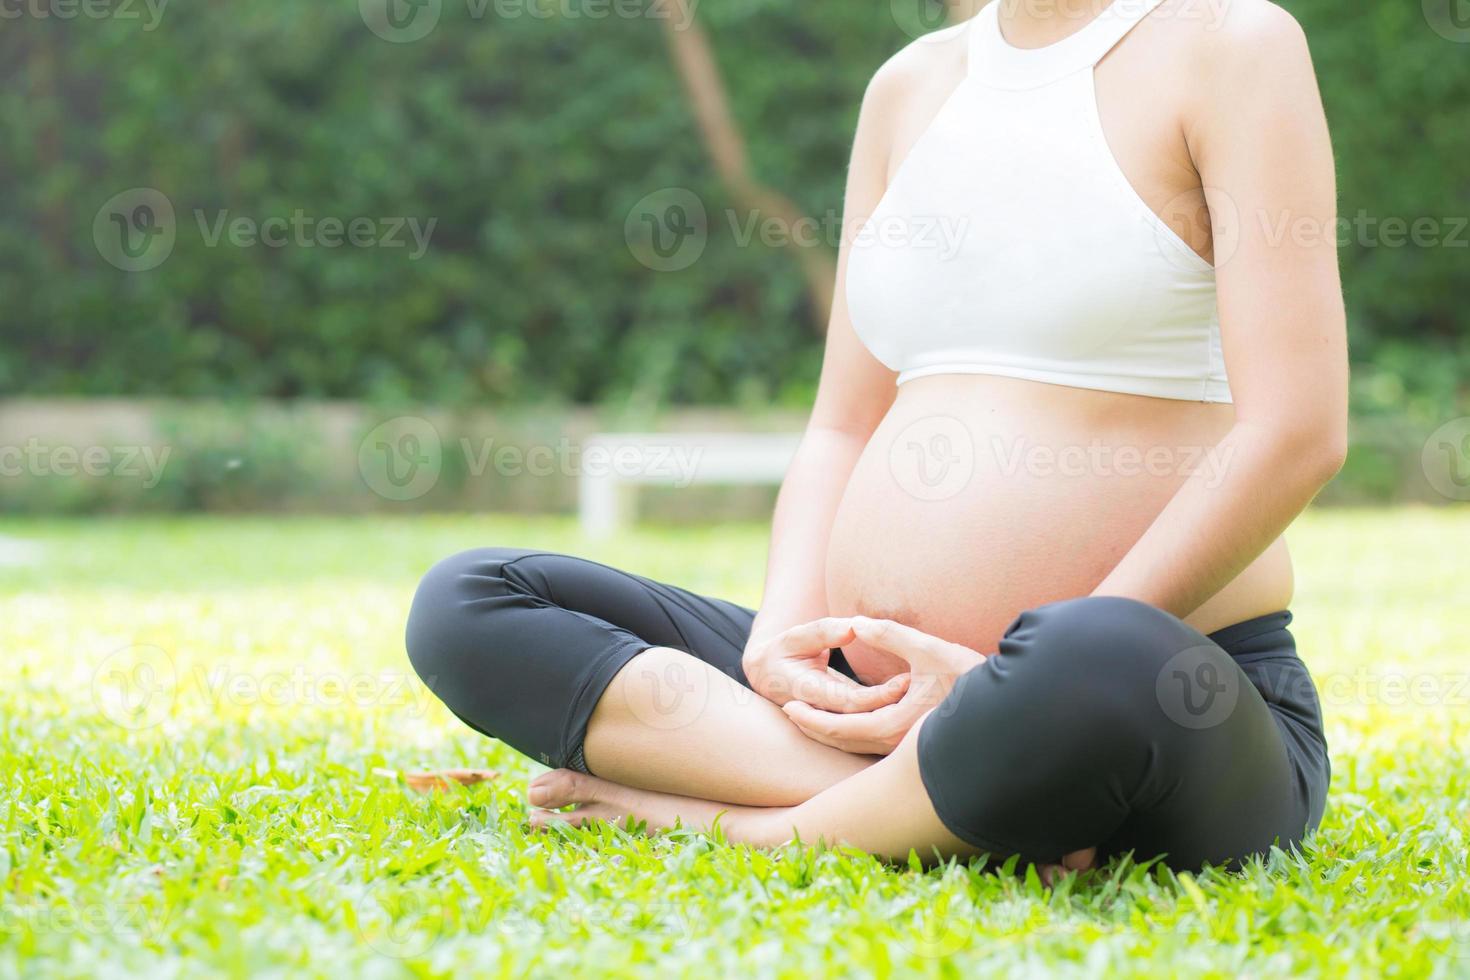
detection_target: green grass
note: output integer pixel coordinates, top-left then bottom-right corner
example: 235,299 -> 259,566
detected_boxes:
1,509 -> 1467,978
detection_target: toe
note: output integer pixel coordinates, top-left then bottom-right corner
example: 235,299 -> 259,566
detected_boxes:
1061,847 -> 1096,871
528,803 -> 615,831
527,768 -> 585,808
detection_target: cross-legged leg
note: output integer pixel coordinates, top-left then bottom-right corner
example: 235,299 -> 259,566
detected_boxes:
529,597 -> 1327,873
405,547 -> 873,807
529,720 -> 974,861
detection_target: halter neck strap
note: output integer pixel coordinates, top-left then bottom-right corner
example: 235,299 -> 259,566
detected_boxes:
968,0 -> 1169,89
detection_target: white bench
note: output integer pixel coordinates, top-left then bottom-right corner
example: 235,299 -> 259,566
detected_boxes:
578,432 -> 801,538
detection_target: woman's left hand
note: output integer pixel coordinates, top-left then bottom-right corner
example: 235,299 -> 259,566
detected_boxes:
782,617 -> 985,755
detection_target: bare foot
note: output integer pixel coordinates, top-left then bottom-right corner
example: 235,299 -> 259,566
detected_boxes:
526,769 -> 747,836
1040,847 -> 1098,887
527,769 -> 1097,882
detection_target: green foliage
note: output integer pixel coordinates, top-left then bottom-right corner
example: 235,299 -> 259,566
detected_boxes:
0,1 -> 1465,407
0,509 -> 1468,974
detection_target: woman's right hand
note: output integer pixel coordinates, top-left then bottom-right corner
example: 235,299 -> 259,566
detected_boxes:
742,617 -> 909,714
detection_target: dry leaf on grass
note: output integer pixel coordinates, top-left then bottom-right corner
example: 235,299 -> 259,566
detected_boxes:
372,767 -> 500,794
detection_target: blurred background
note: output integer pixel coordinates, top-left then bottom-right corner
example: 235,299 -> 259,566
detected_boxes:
1,0 -> 1467,518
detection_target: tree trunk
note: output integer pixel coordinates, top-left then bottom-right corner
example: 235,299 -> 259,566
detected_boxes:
659,2 -> 984,334
658,1 -> 836,333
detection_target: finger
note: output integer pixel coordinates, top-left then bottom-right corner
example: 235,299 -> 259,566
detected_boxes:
850,617 -> 947,661
761,662 -> 866,706
782,699 -> 898,743
803,671 -> 909,714
783,702 -> 884,754
775,617 -> 857,656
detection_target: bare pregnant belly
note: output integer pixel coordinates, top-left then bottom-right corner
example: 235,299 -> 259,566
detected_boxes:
825,375 -> 1294,684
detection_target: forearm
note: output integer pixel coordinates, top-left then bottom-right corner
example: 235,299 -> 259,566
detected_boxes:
749,425 -> 868,642
1093,421 -> 1345,619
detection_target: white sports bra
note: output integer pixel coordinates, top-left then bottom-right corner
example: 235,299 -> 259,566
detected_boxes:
846,0 -> 1230,403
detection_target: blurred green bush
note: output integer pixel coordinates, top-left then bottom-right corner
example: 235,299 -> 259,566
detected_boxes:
1,0 -> 1465,411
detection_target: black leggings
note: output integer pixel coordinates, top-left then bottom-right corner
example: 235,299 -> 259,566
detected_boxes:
405,548 -> 1330,869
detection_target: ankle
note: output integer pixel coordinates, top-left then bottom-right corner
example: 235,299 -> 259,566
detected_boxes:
721,807 -> 792,849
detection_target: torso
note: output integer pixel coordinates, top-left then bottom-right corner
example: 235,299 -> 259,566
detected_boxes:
827,375 -> 1294,682
824,2 -> 1295,682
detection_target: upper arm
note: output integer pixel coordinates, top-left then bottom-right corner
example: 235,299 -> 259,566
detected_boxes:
1187,1 -> 1347,443
807,62 -> 906,437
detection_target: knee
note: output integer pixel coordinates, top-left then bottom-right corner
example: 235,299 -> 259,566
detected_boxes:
1007,596 -> 1199,691
403,547 -> 527,686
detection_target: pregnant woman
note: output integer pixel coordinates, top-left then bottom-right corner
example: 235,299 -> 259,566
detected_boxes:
407,0 -> 1345,873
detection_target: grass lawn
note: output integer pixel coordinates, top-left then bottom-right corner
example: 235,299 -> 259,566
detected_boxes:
1,508 -> 1467,977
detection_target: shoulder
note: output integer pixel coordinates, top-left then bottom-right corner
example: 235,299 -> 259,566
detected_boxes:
861,19 -> 972,116
1160,0 -> 1314,76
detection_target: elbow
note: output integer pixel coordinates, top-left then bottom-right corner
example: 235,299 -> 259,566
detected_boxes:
1275,415 -> 1348,490
1307,429 -> 1348,489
